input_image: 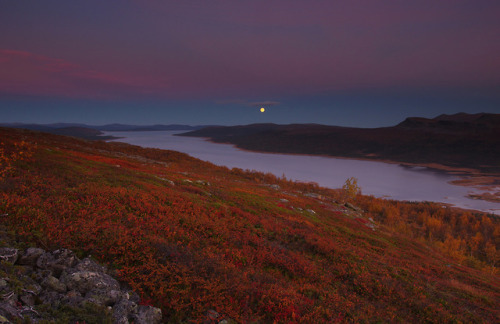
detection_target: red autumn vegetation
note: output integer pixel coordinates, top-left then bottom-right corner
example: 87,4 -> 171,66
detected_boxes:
0,127 -> 499,323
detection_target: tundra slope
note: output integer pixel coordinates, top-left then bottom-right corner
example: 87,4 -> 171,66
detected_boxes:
0,127 -> 498,323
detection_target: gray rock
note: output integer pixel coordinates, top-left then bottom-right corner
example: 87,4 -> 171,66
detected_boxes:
61,270 -> 120,294
304,192 -> 322,199
0,302 -> 20,320
36,249 -> 79,276
126,290 -> 141,304
18,247 -> 45,266
132,305 -> 162,324
23,282 -> 42,296
0,290 -> 16,307
112,298 -> 137,324
20,293 -> 35,306
85,288 -> 123,306
0,248 -> 18,264
62,290 -> 85,307
19,306 -> 40,319
0,231 -> 162,323
36,252 -> 54,270
75,257 -> 106,273
345,202 -> 361,211
41,275 -> 67,293
39,290 -> 63,307
206,309 -> 220,321
33,269 -> 52,282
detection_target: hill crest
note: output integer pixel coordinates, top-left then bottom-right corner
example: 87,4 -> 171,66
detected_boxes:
181,113 -> 500,173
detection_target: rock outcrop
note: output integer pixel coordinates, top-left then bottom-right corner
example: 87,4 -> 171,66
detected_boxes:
0,246 -> 162,323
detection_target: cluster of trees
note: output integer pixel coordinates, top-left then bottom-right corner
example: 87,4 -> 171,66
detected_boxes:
355,195 -> 499,269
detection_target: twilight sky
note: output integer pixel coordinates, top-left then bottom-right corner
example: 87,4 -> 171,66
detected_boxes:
1,0 -> 499,127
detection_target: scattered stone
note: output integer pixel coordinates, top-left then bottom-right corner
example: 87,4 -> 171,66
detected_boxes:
304,192 -> 322,199
75,257 -> 107,273
0,243 -> 163,323
112,298 -> 137,324
20,293 -> 35,306
206,309 -> 220,320
41,275 -> 67,293
64,289 -> 83,303
18,247 -> 44,266
39,290 -> 63,307
156,176 -> 175,186
61,269 -> 120,295
0,302 -> 20,320
0,248 -> 18,264
345,202 -> 361,212
36,248 -> 78,276
132,305 -> 163,324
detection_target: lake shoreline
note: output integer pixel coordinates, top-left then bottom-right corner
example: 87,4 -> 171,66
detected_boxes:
197,136 -> 500,207
107,131 -> 499,214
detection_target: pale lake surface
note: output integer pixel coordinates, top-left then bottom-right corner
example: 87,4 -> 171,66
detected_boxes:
106,130 -> 499,215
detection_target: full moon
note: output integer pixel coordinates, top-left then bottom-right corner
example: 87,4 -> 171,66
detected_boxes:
260,107 -> 265,113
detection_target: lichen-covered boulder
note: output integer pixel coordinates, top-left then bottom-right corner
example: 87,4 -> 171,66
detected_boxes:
75,257 -> 107,273
112,297 -> 137,324
0,248 -> 18,264
41,275 -> 67,293
61,270 -> 120,294
36,249 -> 79,277
18,247 -> 45,266
132,305 -> 163,324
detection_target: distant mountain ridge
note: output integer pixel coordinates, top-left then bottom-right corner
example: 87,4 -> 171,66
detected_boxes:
0,122 -> 206,132
0,123 -> 208,140
397,113 -> 500,131
180,113 -> 500,173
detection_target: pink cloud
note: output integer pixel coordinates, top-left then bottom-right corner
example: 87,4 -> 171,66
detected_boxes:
0,49 -> 170,99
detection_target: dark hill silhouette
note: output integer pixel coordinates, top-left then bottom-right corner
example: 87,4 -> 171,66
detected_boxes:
180,113 -> 500,172
0,123 -> 208,140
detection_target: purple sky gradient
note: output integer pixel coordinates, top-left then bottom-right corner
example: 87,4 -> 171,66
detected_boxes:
1,0 -> 499,127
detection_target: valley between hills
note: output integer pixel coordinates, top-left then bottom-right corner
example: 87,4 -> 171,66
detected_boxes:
180,113 -> 500,204
0,126 -> 499,322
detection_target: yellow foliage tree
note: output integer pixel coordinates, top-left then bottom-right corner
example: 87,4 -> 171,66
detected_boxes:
342,177 -> 361,202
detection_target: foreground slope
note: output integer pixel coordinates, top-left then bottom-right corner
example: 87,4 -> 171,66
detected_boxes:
0,127 -> 499,323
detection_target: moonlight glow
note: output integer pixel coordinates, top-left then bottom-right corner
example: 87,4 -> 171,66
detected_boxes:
260,107 -> 265,113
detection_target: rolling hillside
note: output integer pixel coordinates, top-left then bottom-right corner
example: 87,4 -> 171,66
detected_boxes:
0,127 -> 499,323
